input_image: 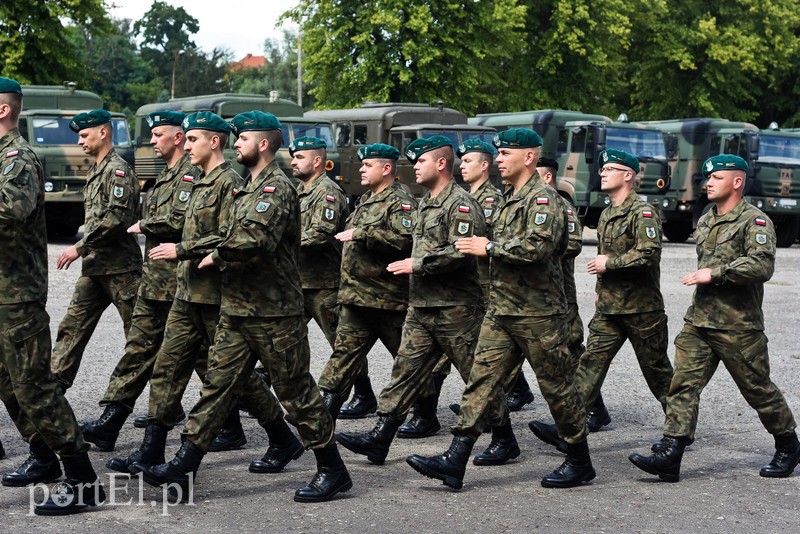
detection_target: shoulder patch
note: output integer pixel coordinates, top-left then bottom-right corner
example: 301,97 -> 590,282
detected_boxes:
5,150 -> 19,158
534,213 -> 548,225
646,226 -> 657,239
755,233 -> 767,245
485,197 -> 495,203
536,197 -> 549,205
401,203 -> 412,211
256,201 -> 270,213
642,210 -> 653,218
263,186 -> 276,193
232,188 -> 239,196
113,185 -> 125,198
115,169 -> 126,177
182,175 -> 194,182
325,194 -> 336,202
458,205 -> 470,213
3,161 -> 15,175
567,209 -> 573,215
755,217 -> 767,226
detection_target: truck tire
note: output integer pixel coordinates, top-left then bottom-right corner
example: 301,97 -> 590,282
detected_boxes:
662,221 -> 693,243
775,216 -> 799,248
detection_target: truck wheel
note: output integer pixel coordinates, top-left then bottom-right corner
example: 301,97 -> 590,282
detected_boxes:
662,221 -> 693,243
775,216 -> 799,248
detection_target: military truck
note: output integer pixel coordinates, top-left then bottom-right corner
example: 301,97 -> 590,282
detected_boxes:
471,110 -> 671,228
134,92 -> 338,187
19,84 -> 133,237
641,119 -> 800,247
304,102 -> 498,200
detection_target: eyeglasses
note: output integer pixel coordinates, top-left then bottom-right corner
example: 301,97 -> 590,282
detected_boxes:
600,166 -> 629,173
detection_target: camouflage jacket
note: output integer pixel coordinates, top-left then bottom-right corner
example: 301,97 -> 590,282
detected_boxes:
410,180 -> 484,307
487,174 -> 567,316
212,161 -> 303,318
561,198 -> 583,305
595,191 -> 663,314
471,179 -> 505,287
339,181 -> 417,311
684,199 -> 775,331
74,149 -> 142,276
174,161 -> 242,305
137,153 -> 199,301
297,172 -> 348,289
0,129 -> 47,304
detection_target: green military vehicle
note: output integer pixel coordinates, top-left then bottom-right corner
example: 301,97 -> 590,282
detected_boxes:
471,110 -> 671,228
19,84 -> 133,237
134,92 -> 339,187
641,119 -> 800,247
304,102 -> 498,201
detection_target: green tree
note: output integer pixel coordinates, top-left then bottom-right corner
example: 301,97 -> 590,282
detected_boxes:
0,0 -> 111,84
285,0 -> 526,113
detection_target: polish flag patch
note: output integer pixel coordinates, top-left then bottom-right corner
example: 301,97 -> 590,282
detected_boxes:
5,150 -> 18,158
401,203 -> 412,211
325,194 -> 336,202
567,209 -> 573,215
642,210 -> 653,218
115,169 -> 126,177
263,186 -> 276,193
182,175 -> 194,182
755,217 -> 767,226
536,197 -> 549,205
458,205 -> 470,213
485,197 -> 495,203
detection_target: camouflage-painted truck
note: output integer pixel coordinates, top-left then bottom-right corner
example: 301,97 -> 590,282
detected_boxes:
304,102 -> 497,201
471,110 -> 671,228
641,119 -> 800,247
134,92 -> 339,187
20,84 -> 133,237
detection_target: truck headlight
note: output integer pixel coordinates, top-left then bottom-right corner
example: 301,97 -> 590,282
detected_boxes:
44,181 -> 54,192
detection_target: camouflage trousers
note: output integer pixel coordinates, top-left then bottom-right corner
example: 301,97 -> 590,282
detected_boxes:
455,313 -> 587,443
51,271 -> 140,389
0,303 -> 88,457
147,299 -> 281,435
377,304 -> 484,419
317,304 -> 408,399
565,302 -> 585,369
184,315 -> 333,451
100,297 -> 174,411
575,310 -> 672,411
303,287 -> 340,349
663,325 -> 796,438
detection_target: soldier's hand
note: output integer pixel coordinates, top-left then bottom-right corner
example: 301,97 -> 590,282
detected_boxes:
198,253 -> 215,269
587,255 -> 608,274
682,268 -> 713,286
455,236 -> 489,256
56,246 -> 79,270
127,221 -> 141,234
336,228 -> 356,242
149,243 -> 178,261
387,258 -> 414,275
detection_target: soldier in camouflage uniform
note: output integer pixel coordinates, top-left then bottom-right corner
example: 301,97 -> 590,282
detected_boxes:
317,144 -> 417,421
530,149 -> 674,453
108,112 -> 293,475
140,111 -> 352,503
630,154 -> 800,482
407,128 -> 595,490
336,135 -> 489,466
50,110 -> 142,390
0,77 -> 105,516
79,111 -> 199,452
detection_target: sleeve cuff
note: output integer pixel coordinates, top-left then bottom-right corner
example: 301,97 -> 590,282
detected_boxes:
411,257 -> 423,274
711,267 -> 725,285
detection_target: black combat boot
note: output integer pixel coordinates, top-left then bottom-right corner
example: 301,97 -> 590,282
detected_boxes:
107,423 -> 168,474
321,391 -> 345,425
586,392 -> 611,432
629,436 -> 687,482
294,443 -> 353,502
473,418 -> 521,465
336,415 -> 403,464
2,439 -> 62,487
133,405 -> 186,429
760,431 -> 800,478
397,372 -> 445,439
34,453 -> 106,516
140,439 -> 204,500
506,371 -> 535,412
208,408 -> 247,452
528,420 -> 568,453
541,439 -> 596,488
406,435 -> 476,490
249,419 -> 305,473
81,402 -> 132,452
338,374 -> 378,419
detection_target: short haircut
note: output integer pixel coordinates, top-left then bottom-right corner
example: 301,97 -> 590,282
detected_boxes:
265,129 -> 283,155
431,146 -> 454,173
0,92 -> 22,122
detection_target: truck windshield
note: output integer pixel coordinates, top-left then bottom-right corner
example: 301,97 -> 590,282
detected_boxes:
758,135 -> 800,164
421,130 -> 496,147
291,123 -> 334,148
606,127 -> 666,159
32,117 -> 131,147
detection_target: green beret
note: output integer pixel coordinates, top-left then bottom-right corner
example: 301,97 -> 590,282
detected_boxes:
493,128 -> 542,149
456,139 -> 495,158
537,157 -> 559,171
146,110 -> 184,128
289,136 -> 326,155
230,110 -> 282,136
702,154 -> 749,177
69,110 -> 111,132
405,135 -> 453,163
182,111 -> 230,134
357,143 -> 400,161
0,77 -> 22,95
598,148 -> 640,174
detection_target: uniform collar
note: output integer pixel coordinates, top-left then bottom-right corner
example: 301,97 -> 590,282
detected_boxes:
422,179 -> 456,208
0,128 -> 20,153
708,198 -> 747,224
297,171 -> 328,193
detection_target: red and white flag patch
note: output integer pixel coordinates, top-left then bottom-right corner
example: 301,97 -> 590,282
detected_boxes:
182,175 -> 194,182
325,194 -> 335,202
401,203 -> 412,211
458,205 -> 470,213
115,169 -> 126,177
642,210 -> 653,218
536,197 -> 549,205
5,150 -> 18,158
755,217 -> 767,226
263,186 -> 276,193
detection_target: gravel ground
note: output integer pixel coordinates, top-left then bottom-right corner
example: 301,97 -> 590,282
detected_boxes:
1,230 -> 799,533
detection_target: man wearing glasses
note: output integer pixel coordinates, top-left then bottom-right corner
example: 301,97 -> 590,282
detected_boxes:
530,149 -> 674,453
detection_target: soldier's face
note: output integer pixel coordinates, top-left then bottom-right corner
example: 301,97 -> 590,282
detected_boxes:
150,125 -> 180,160
292,151 -> 316,180
360,159 -> 387,188
599,164 -> 632,192
706,170 -> 743,202
460,154 -> 486,184
234,131 -> 260,168
77,126 -> 104,156
496,148 -> 525,180
184,130 -> 213,167
413,153 -> 439,186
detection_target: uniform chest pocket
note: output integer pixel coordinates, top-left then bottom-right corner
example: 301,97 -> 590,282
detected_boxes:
355,210 -> 383,227
610,220 -> 630,239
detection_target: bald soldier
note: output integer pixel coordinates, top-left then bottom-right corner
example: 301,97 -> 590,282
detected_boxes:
630,154 -> 800,482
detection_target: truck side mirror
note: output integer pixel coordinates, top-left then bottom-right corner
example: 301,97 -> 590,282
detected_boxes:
135,135 -> 142,148
666,133 -> 678,159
